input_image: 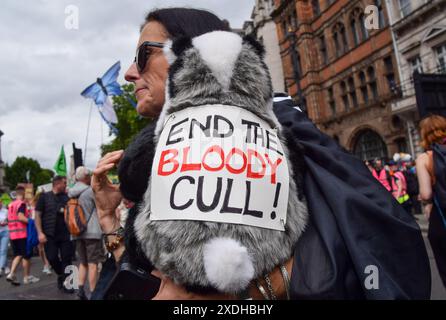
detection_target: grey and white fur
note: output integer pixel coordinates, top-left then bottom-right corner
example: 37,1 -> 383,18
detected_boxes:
134,31 -> 308,294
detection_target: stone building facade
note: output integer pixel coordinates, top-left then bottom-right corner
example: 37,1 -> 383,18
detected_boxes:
272,0 -> 405,160
244,0 -> 286,93
386,0 -> 446,157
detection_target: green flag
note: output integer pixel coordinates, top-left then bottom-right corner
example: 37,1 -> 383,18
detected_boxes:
53,145 -> 67,176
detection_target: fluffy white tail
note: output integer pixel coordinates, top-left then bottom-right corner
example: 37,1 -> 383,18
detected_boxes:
203,237 -> 254,293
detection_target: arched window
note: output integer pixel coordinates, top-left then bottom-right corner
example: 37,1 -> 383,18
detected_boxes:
350,8 -> 364,46
359,14 -> 369,41
367,66 -> 378,100
328,86 -> 336,116
353,129 -> 387,160
341,81 -> 349,111
359,71 -> 369,104
312,0 -> 321,17
319,35 -> 328,65
332,23 -> 348,56
348,77 -> 358,108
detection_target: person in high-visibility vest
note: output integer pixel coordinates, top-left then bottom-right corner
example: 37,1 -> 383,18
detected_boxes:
388,161 -> 411,214
6,186 -> 40,285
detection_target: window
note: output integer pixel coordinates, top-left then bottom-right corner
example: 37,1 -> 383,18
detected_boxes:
375,0 -> 385,28
320,35 -> 328,65
328,87 -> 336,116
312,0 -> 321,16
436,43 -> 446,74
368,67 -> 378,101
359,14 -> 369,41
353,130 -> 388,161
360,71 -> 369,104
409,55 -> 423,75
348,77 -> 358,108
399,0 -> 412,17
333,23 -> 348,56
384,56 -> 396,94
341,81 -> 350,111
351,18 -> 359,46
289,10 -> 298,30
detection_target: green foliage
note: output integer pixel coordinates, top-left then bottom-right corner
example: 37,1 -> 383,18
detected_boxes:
101,84 -> 151,156
5,157 -> 54,189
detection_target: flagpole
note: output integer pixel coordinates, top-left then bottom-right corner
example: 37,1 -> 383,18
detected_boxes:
84,100 -> 93,165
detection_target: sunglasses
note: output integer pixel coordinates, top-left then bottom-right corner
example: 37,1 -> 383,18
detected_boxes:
134,41 -> 165,73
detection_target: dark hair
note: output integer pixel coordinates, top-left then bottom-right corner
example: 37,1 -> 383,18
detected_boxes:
143,8 -> 230,38
16,186 -> 25,192
52,175 -> 65,185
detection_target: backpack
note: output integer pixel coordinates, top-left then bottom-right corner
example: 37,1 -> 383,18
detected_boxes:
403,170 -> 419,196
432,143 -> 446,228
64,198 -> 91,236
26,219 -> 39,256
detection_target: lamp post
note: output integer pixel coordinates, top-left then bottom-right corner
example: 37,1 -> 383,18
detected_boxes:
285,28 -> 307,113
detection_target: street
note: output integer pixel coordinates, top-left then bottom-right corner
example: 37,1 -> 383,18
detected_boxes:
0,216 -> 444,300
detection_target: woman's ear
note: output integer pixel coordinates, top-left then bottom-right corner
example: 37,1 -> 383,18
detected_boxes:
163,36 -> 192,65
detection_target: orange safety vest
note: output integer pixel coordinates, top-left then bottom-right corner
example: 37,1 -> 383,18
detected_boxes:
8,199 -> 28,240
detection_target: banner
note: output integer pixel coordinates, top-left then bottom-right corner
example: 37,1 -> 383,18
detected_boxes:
151,105 -> 289,231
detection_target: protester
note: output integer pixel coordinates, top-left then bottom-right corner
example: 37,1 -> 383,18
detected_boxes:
68,166 -> 104,300
34,176 -> 74,293
416,114 -> 446,288
388,160 -> 411,214
364,160 -> 374,173
6,186 -> 40,285
0,199 -> 10,277
27,195 -> 52,275
403,160 -> 421,215
92,7 -> 430,300
371,158 -> 392,191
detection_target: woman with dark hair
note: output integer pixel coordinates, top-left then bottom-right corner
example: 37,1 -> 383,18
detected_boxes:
416,115 -> 446,288
92,7 -> 430,300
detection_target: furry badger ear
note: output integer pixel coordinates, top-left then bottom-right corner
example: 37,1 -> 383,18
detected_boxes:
242,35 -> 266,59
163,36 -> 192,65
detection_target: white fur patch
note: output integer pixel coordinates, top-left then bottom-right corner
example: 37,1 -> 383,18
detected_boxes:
162,40 -> 176,65
203,237 -> 254,293
192,31 -> 243,91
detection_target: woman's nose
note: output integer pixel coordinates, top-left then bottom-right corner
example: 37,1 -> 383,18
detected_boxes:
125,62 -> 140,82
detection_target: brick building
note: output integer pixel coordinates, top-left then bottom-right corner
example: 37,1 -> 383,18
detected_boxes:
272,0 -> 404,160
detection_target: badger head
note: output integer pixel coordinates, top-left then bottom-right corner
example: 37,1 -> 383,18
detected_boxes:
161,31 -> 275,127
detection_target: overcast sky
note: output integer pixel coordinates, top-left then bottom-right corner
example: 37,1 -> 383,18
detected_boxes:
0,0 -> 254,174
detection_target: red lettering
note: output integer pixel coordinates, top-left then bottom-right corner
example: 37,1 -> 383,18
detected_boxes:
264,154 -> 283,184
247,149 -> 266,179
180,147 -> 202,172
157,149 -> 179,176
225,148 -> 247,174
202,145 -> 225,172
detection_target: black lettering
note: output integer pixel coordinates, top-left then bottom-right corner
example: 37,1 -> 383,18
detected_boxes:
242,119 -> 261,144
170,176 -> 194,210
266,130 -> 283,156
197,176 -> 222,212
189,116 -> 211,139
220,178 -> 243,214
243,181 -> 263,218
214,115 -> 234,138
166,117 -> 188,146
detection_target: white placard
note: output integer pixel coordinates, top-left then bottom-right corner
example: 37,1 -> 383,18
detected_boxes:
150,105 -> 289,231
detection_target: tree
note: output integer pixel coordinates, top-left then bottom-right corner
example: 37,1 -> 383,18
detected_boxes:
101,84 -> 151,155
5,157 -> 54,189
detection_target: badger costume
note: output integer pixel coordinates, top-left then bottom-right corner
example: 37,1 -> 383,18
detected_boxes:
125,31 -> 308,294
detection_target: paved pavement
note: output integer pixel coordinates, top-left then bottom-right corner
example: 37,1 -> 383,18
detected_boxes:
0,216 -> 444,300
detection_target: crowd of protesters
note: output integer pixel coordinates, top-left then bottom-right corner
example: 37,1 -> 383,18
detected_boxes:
0,167 -> 105,299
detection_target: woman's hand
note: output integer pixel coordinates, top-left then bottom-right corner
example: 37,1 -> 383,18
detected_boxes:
92,150 -> 124,234
151,270 -> 237,300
